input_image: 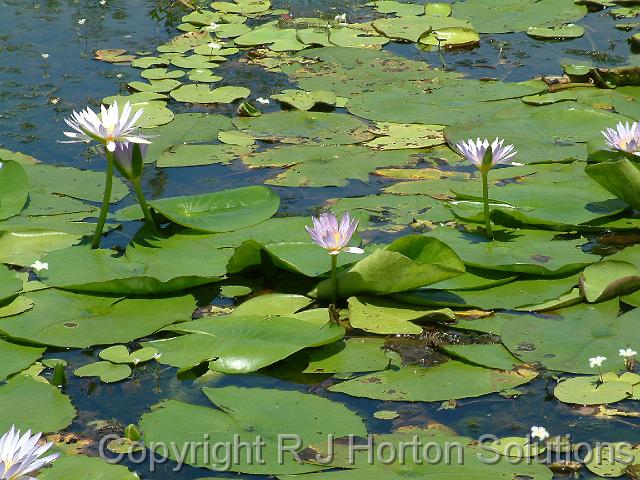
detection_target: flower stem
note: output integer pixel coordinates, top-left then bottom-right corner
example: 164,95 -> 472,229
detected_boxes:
330,254 -> 338,305
91,149 -> 114,249
481,170 -> 493,240
132,179 -> 156,230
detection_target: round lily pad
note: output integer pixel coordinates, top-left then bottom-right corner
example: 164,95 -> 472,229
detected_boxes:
0,375 -> 76,433
147,185 -> 279,232
74,361 -> 132,383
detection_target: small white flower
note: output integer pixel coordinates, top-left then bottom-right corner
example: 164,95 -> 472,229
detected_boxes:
256,97 -> 270,105
589,356 -> 607,368
78,18 -> 86,25
30,260 -> 48,272
530,426 -> 549,442
41,53 -> 49,60
0,426 -> 59,479
207,42 -> 222,50
153,353 -> 162,361
115,73 -> 123,78
50,97 -> 59,105
133,358 -> 140,366
100,0 -> 106,5
206,22 -> 219,31
619,348 -> 638,358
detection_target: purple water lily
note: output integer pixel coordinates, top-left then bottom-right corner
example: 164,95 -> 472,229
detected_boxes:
602,121 -> 640,156
113,141 -> 148,180
452,137 -> 517,171
306,212 -> 364,255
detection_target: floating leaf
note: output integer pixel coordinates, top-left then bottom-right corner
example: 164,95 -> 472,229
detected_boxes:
586,158 -> 640,210
0,289 -> 195,348
139,386 -> 366,474
74,361 -> 132,383
527,24 -> 585,39
329,361 -> 537,401
348,296 -> 455,335
315,235 -> 465,298
0,338 -> 44,381
146,186 -> 279,232
272,89 -> 336,110
554,374 -> 636,405
38,455 -> 140,480
303,338 -> 396,374
501,300 -> 639,374
0,160 -> 28,219
148,314 -> 343,372
99,345 -> 159,364
157,144 -> 253,167
0,375 -> 76,433
170,84 -> 250,103
442,344 -> 523,370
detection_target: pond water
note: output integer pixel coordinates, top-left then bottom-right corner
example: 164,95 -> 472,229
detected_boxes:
1,0 -> 640,479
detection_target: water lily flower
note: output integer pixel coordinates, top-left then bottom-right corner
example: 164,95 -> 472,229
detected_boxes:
62,102 -> 151,248
0,426 -> 59,479
530,426 -> 549,442
153,353 -> 162,361
100,0 -> 106,5
133,358 -> 140,366
41,53 -> 49,60
451,137 -> 517,240
620,348 -> 638,358
77,18 -> 86,25
602,121 -> 640,156
589,356 -> 607,368
207,42 -> 222,50
306,212 -> 364,256
30,260 -> 48,272
50,97 -> 59,105
206,22 -> 219,31
62,101 -> 149,152
452,137 -> 517,172
306,211 -> 364,306
256,97 -> 270,105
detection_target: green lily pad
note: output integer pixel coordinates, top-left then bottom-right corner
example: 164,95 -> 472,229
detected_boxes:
426,228 -> 596,276
0,160 -> 28,220
0,289 -> 196,348
24,164 -> 129,203
38,455 -> 140,479
147,314 -> 343,372
501,300 -> 640,374
157,144 -> 253,167
263,241 -> 367,277
212,0 -> 271,14
128,79 -> 182,93
0,264 -> 22,303
586,158 -> 640,210
157,31 -> 213,53
74,361 -> 132,383
419,26 -> 480,48
365,122 -> 445,150
170,84 -> 250,103
231,293 -> 313,316
99,345 -> 159,364
371,1 -> 425,16
348,296 -> 455,335
442,344 -> 523,370
243,144 -> 417,187
487,437 -> 545,458
41,243 -> 232,294
527,24 -> 585,39
235,22 -> 307,51
373,410 -> 400,420
146,185 -> 279,232
372,15 -> 473,43
141,67 -> 185,79
139,386 -> 366,474
329,361 -> 537,401
220,285 -> 252,297
452,0 -> 587,33
580,260 -> 640,303
272,89 -> 337,110
394,273 -> 579,310
585,443 -> 640,477
233,111 -> 375,145
0,338 -> 44,381
303,338 -> 396,374
144,113 -> 233,161
0,375 -> 76,433
315,235 -> 464,298
187,69 -> 223,82
218,130 -> 255,146
554,374 -> 635,405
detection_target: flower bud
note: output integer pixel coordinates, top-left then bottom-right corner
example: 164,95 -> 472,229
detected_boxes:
113,141 -> 146,181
